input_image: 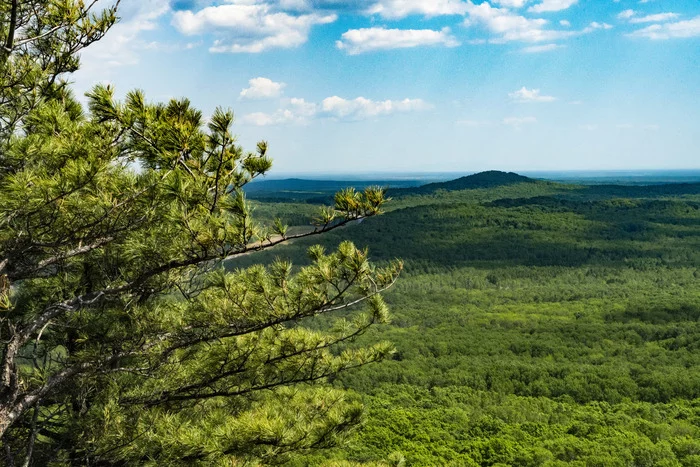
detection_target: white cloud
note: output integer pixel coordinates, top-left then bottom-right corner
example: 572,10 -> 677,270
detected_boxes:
618,10 -> 681,24
77,0 -> 171,72
579,124 -> 598,131
366,0 -> 469,19
629,13 -> 680,24
241,96 -> 321,125
321,96 -> 432,119
521,43 -> 563,52
628,16 -> 700,39
288,97 -> 319,117
528,0 -> 578,13
464,2 -> 577,43
509,87 -> 556,102
585,22 -> 613,31
464,3 -> 551,42
492,0 -> 529,8
242,95 -> 431,125
241,110 -> 297,126
240,77 -> 286,99
617,9 -> 635,19
503,116 -> 537,127
171,3 -> 337,53
336,27 -> 459,54
559,20 -> 571,27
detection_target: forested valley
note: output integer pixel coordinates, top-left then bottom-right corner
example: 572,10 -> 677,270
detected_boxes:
237,172 -> 700,466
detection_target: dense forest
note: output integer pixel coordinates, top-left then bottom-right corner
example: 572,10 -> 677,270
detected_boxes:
235,172 -> 700,466
3,1 -> 699,465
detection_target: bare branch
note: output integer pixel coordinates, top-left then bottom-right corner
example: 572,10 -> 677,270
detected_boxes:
226,215 -> 366,261
12,25 -> 63,48
33,236 -> 114,272
20,405 -> 40,467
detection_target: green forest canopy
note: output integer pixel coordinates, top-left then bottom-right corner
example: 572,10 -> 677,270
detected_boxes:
240,172 -> 700,466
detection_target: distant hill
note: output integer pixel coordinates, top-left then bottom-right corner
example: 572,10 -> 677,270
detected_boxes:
244,178 -> 423,201
245,172 -> 700,205
389,170 -> 541,197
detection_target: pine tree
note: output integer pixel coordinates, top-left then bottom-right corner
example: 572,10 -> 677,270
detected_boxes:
0,2 -> 400,464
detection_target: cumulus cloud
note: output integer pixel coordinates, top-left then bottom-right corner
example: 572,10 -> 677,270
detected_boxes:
464,2 -> 559,42
617,9 -> 635,20
493,0 -> 529,8
242,95 -> 431,125
528,0 -> 578,13
241,110 -> 297,126
241,96 -> 319,125
288,97 -> 319,117
366,0 -> 469,19
336,27 -> 459,54
618,10 -> 681,24
509,87 -> 556,102
462,2 -> 608,44
629,13 -> 680,24
628,16 -> 700,39
171,3 -> 337,53
463,2 -> 606,44
77,0 -> 170,71
585,22 -> 613,31
321,96 -> 431,119
240,77 -> 286,100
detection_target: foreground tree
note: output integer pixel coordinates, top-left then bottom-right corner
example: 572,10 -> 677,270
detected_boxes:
0,2 -> 400,465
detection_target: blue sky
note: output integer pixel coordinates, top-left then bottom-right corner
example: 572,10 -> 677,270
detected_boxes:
72,0 -> 700,174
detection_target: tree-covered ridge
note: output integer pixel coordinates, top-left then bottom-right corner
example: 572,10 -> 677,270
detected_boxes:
250,171 -> 700,230
388,170 -> 541,197
241,176 -> 700,466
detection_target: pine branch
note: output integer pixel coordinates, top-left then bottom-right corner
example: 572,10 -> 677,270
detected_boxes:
2,0 -> 18,54
31,236 -> 114,273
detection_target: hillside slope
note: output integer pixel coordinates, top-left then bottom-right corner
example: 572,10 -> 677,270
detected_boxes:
388,170 -> 542,197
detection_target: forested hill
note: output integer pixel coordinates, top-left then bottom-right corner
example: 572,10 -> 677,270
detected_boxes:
387,171 -> 700,203
245,172 -> 700,205
388,170 -> 542,197
241,175 -> 700,465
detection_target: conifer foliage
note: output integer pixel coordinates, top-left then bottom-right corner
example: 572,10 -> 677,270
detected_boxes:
0,2 -> 400,464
